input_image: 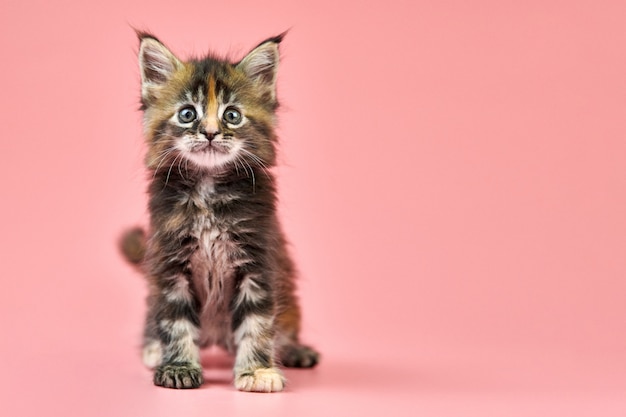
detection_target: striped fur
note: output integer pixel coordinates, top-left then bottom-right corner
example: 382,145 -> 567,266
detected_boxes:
121,32 -> 318,391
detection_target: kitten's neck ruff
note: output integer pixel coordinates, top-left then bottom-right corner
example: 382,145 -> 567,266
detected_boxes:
151,164 -> 274,199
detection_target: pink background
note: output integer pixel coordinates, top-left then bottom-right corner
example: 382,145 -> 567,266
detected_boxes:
1,0 -> 625,415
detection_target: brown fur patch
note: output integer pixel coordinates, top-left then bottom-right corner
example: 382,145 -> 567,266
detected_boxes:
276,302 -> 301,338
204,74 -> 220,132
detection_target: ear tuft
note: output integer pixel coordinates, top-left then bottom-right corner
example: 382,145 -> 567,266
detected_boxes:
237,33 -> 285,99
138,34 -> 181,100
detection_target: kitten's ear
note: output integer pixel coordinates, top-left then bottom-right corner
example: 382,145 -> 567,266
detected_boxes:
236,33 -> 285,99
137,32 -> 182,101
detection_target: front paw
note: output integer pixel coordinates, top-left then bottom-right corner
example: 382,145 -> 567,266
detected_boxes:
154,362 -> 204,389
235,368 -> 285,392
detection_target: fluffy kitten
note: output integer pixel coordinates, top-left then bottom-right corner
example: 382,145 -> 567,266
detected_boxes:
120,32 -> 318,392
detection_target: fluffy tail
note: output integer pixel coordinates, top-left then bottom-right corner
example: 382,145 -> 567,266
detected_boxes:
119,227 -> 147,267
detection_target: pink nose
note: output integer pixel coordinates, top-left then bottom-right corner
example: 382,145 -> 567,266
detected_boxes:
200,127 -> 220,141
201,118 -> 220,139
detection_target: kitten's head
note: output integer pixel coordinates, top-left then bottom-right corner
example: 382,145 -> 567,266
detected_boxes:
137,32 -> 283,174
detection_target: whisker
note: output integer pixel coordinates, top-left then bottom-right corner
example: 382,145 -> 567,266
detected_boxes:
233,156 -> 242,177
240,157 -> 256,193
235,155 -> 248,179
240,148 -> 269,169
239,148 -> 272,181
152,148 -> 177,180
177,155 -> 185,180
164,153 -> 182,188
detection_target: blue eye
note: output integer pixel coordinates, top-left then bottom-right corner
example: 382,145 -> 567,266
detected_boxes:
223,107 -> 242,125
178,106 -> 197,123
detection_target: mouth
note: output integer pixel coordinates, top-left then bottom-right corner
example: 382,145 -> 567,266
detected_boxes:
190,141 -> 228,154
183,139 -> 236,171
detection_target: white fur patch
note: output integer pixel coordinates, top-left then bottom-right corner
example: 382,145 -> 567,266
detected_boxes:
234,368 -> 285,393
165,275 -> 193,303
234,314 -> 272,343
160,319 -> 200,363
235,275 -> 265,307
187,189 -> 242,348
142,340 -> 163,368
200,176 -> 215,194
180,138 -> 243,170
234,337 -> 260,371
160,319 -> 196,338
233,314 -> 274,371
199,217 -> 241,280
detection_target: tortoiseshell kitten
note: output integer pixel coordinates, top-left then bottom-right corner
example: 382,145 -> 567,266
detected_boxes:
120,32 -> 319,392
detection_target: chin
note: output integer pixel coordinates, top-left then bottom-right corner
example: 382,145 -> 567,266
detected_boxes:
184,149 -> 237,172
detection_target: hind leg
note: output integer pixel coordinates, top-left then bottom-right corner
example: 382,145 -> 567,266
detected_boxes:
275,302 -> 319,368
280,342 -> 320,368
272,238 -> 319,368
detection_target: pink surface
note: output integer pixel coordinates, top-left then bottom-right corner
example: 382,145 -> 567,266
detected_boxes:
1,0 -> 625,415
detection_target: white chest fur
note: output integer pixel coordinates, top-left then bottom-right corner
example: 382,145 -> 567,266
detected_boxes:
188,177 -> 240,350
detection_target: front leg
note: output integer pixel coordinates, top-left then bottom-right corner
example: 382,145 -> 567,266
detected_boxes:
231,272 -> 285,392
148,236 -> 204,389
151,294 -> 203,389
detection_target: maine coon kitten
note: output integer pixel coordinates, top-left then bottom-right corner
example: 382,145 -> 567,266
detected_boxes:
120,32 -> 319,392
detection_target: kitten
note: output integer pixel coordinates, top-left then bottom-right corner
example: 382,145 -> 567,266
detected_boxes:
120,32 -> 319,392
